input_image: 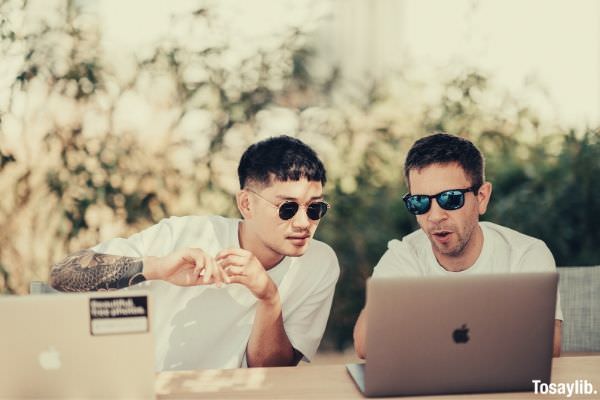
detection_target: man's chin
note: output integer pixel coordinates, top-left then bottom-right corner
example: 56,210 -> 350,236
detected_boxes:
279,242 -> 310,257
432,242 -> 465,258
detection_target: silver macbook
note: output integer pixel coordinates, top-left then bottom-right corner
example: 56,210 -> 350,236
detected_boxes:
0,290 -> 155,399
347,272 -> 558,397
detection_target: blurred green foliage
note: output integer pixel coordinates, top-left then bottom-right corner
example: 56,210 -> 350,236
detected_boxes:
0,1 -> 598,349
483,130 -> 600,266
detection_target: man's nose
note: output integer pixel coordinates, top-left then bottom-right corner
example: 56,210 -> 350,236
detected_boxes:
427,199 -> 448,223
291,206 -> 311,229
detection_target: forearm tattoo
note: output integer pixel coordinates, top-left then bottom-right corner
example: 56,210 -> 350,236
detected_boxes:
49,250 -> 143,292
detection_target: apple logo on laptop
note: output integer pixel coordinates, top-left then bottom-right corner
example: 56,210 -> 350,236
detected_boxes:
38,346 -> 61,370
452,324 -> 470,344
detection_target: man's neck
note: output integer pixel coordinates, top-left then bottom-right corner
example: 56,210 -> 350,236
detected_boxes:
238,221 -> 284,270
435,224 -> 484,272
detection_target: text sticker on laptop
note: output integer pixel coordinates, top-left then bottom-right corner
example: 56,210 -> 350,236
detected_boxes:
89,295 -> 149,336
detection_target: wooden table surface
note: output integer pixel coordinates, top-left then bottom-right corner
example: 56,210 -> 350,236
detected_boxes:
155,355 -> 600,399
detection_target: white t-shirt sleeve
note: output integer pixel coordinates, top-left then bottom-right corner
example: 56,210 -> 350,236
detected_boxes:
284,252 -> 340,362
372,239 -> 422,278
515,240 -> 563,321
91,218 -> 174,257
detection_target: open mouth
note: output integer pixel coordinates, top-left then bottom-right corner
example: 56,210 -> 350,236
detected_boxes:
433,231 -> 451,238
431,231 -> 453,243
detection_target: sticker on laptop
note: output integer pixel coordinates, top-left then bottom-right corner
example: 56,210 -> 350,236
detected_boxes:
89,295 -> 149,336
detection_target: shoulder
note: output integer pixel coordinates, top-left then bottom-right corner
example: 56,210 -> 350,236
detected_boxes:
154,215 -> 236,235
481,222 -> 555,270
385,228 -> 431,264
306,238 -> 337,258
299,238 -> 340,278
373,229 -> 427,277
481,221 -> 549,252
133,215 -> 238,254
156,214 -> 226,228
389,228 -> 429,254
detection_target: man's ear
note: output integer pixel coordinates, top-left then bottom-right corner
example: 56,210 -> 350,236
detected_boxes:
477,182 -> 493,215
236,190 -> 252,219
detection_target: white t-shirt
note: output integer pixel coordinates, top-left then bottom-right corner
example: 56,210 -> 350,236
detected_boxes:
92,215 -> 340,371
372,221 -> 563,320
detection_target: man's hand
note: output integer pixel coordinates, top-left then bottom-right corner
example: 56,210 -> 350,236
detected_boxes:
216,248 -> 276,301
353,308 -> 367,359
143,248 -> 230,287
216,248 -> 299,367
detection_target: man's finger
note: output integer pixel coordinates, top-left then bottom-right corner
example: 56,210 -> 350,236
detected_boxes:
210,257 -> 224,286
192,274 -> 206,285
216,262 -> 231,284
202,256 -> 215,284
192,256 -> 206,277
216,248 -> 249,260
217,254 -> 247,268
226,274 -> 247,286
223,265 -> 245,276
181,248 -> 205,276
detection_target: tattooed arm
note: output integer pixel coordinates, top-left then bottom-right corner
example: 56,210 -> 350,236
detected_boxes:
49,250 -> 144,292
49,247 -> 231,292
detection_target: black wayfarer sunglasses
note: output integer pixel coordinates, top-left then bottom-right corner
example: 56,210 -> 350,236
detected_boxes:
402,186 -> 479,215
246,189 -> 330,221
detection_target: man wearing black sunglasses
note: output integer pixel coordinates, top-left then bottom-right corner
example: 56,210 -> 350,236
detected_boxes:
49,135 -> 339,371
353,133 -> 563,358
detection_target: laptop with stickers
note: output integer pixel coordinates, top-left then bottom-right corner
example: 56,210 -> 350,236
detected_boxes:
347,272 -> 558,397
0,290 -> 155,399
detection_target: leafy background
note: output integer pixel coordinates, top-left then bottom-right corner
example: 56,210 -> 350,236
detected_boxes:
1,0 -> 598,350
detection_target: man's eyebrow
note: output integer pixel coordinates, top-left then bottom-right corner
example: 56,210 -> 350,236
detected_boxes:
274,195 -> 324,201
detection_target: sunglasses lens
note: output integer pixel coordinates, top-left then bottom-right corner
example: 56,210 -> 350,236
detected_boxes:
437,190 -> 465,210
405,195 -> 430,215
278,202 -> 299,220
306,202 -> 328,220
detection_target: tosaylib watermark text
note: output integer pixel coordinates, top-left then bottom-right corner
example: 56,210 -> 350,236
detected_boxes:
533,380 -> 598,397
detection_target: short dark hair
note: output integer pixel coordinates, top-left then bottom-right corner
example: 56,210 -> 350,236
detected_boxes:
238,135 -> 327,189
404,133 -> 485,190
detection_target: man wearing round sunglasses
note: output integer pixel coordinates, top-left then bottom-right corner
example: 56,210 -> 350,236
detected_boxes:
353,133 -> 563,358
49,135 -> 340,371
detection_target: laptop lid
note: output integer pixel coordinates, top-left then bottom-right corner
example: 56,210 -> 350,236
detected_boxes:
361,272 -> 557,397
0,290 -> 155,399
